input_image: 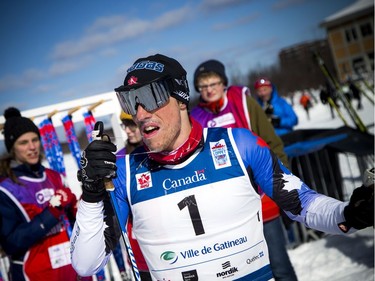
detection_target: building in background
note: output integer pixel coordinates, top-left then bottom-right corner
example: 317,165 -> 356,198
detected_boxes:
278,39 -> 336,91
320,0 -> 374,82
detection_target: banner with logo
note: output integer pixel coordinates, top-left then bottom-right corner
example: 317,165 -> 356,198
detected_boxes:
38,118 -> 66,176
61,114 -> 82,168
82,111 -> 96,142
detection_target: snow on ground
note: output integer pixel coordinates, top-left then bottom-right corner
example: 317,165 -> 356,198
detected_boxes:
292,88 -> 374,133
285,88 -> 374,281
288,228 -> 374,281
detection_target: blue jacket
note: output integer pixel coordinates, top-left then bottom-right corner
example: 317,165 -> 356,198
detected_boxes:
257,86 -> 298,135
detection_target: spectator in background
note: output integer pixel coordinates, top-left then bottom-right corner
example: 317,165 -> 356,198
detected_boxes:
190,59 -> 298,281
118,111 -> 143,154
299,91 -> 312,120
118,111 -> 151,281
254,78 -> 298,135
0,107 -> 78,281
319,82 -> 338,119
348,79 -> 363,110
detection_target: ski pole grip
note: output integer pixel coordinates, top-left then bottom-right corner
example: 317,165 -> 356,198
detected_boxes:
104,178 -> 115,191
92,121 -> 115,191
363,168 -> 375,188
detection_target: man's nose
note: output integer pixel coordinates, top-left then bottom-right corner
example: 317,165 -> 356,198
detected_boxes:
135,105 -> 152,120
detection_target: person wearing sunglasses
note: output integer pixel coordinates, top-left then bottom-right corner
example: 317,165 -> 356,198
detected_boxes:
190,59 -> 298,281
71,54 -> 373,281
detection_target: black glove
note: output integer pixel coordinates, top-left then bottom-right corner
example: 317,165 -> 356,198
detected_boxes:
264,103 -> 274,116
270,115 -> 281,128
77,140 -> 117,203
343,184 -> 374,231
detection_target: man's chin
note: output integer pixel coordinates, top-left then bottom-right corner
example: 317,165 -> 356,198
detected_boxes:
145,142 -> 164,153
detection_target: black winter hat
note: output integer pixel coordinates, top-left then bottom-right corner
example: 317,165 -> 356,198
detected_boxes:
193,59 -> 228,92
115,54 -> 190,105
2,107 -> 40,152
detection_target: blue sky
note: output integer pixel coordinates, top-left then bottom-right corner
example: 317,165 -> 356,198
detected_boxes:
0,0 -> 356,114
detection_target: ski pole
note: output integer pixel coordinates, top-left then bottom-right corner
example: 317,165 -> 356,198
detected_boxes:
327,96 -> 348,126
357,82 -> 375,105
313,51 -> 367,133
361,78 -> 374,94
92,121 -> 141,281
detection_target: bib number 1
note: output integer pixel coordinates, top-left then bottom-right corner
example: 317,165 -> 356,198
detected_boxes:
178,195 -> 205,236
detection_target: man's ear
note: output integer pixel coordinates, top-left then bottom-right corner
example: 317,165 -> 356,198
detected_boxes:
179,102 -> 187,110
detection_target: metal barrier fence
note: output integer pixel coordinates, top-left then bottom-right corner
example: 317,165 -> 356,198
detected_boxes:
285,149 -> 374,248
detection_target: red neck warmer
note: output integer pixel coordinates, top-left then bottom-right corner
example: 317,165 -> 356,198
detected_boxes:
198,98 -> 224,114
147,117 -> 203,165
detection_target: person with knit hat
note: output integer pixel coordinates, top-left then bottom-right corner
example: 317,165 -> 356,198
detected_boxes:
0,107 -> 79,281
254,78 -> 298,135
191,59 -> 287,164
71,54 -> 373,280
191,59 -> 298,281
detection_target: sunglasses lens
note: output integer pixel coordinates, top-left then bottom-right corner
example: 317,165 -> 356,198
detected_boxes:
116,79 -> 171,115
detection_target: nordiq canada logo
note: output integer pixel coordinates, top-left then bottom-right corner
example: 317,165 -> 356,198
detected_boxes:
136,171 -> 153,190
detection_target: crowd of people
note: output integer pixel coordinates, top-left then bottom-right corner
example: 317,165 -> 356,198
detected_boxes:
0,54 -> 373,281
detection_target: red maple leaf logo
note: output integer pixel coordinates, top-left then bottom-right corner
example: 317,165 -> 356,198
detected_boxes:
138,173 -> 150,185
128,76 -> 138,85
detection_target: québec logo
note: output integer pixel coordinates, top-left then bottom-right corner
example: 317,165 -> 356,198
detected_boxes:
160,251 -> 178,264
